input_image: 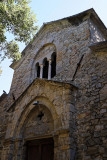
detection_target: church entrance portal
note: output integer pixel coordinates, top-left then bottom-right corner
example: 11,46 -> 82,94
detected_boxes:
26,138 -> 54,160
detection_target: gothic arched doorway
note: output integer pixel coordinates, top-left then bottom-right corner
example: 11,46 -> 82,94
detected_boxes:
20,103 -> 54,160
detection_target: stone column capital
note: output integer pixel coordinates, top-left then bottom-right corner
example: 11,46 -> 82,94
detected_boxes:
48,59 -> 52,64
40,64 -> 43,68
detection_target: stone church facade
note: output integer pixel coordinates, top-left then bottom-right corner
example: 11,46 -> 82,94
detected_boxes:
0,8 -> 107,160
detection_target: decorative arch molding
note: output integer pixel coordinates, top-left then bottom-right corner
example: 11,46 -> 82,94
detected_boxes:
13,96 -> 59,139
31,43 -> 57,81
22,104 -> 54,140
34,43 -> 57,61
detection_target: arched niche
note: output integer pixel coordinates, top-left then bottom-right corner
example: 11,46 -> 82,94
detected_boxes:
31,43 -> 57,81
15,103 -> 55,160
21,104 -> 54,139
13,96 -> 59,139
7,96 -> 64,160
35,43 -> 56,61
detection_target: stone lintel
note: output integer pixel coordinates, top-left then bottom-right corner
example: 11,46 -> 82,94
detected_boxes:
53,128 -> 69,136
24,135 -> 53,143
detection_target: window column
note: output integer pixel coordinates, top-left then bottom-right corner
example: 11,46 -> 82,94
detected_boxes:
40,64 -> 43,78
48,59 -> 52,80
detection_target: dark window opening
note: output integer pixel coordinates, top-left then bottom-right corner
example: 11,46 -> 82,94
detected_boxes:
43,58 -> 49,79
51,52 -> 56,78
36,63 -> 40,78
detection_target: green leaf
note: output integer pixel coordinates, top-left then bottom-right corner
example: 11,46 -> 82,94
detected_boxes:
0,0 -> 38,62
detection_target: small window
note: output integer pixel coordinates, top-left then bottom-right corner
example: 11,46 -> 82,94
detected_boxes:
36,63 -> 40,78
51,52 -> 56,78
43,58 -> 49,79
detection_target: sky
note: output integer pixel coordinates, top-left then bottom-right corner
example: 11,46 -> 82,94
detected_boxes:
0,0 -> 107,96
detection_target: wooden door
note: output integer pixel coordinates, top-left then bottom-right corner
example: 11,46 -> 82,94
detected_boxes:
27,145 -> 40,160
41,143 -> 54,160
26,138 -> 54,160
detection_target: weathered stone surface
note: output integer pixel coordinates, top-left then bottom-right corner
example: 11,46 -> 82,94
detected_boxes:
0,9 -> 107,160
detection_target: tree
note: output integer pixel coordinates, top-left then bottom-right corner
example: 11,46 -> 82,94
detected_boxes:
0,0 -> 38,62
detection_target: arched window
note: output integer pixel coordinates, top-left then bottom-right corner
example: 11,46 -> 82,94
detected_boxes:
36,62 -> 40,78
43,58 -> 49,79
51,52 -> 56,78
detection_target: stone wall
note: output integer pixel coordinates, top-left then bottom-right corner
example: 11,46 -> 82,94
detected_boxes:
9,18 -> 91,106
8,16 -> 105,109
1,79 -> 77,160
74,50 -> 107,160
0,94 -> 8,160
89,20 -> 105,43
0,9 -> 107,160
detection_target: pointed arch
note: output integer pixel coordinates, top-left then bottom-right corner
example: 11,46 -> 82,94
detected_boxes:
13,96 -> 59,139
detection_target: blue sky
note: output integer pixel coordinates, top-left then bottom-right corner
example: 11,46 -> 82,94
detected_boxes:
0,0 -> 107,96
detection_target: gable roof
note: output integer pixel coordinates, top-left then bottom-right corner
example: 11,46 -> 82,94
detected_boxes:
10,8 -> 107,69
21,8 -> 107,56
